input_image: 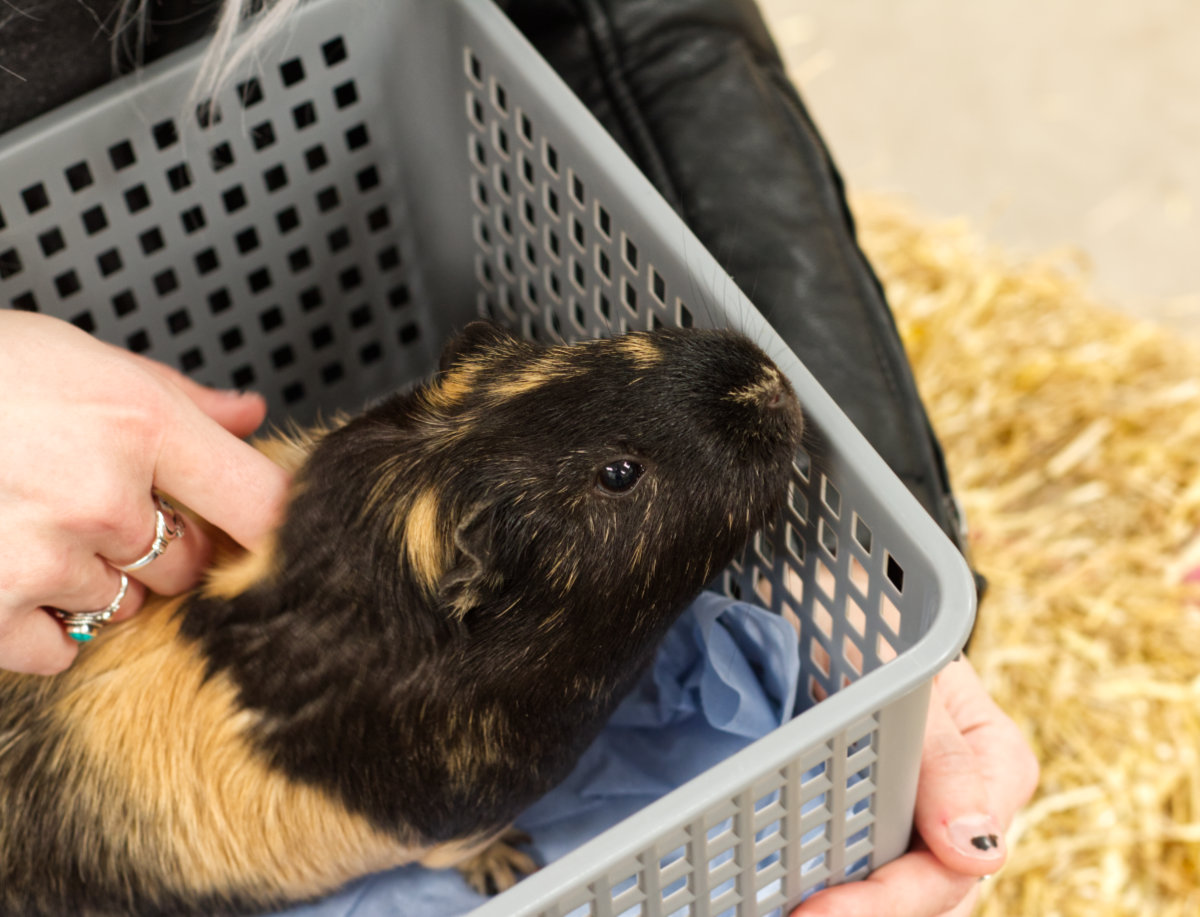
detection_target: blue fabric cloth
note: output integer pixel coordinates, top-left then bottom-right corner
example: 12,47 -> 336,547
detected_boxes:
274,592 -> 801,917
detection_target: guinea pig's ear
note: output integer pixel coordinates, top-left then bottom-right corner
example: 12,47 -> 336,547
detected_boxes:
438,321 -> 519,373
438,502 -> 499,619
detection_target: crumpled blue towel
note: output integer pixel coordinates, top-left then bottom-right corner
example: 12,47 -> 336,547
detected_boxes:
274,591 -> 801,917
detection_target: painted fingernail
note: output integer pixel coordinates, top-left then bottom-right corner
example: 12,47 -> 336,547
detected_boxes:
947,815 -> 1005,859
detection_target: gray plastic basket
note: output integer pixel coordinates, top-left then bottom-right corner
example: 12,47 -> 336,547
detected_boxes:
0,1 -> 976,914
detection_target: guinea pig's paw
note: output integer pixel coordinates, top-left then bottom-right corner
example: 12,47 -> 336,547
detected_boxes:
456,828 -> 539,896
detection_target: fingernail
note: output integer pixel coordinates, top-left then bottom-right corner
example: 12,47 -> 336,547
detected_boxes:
947,814 -> 1005,859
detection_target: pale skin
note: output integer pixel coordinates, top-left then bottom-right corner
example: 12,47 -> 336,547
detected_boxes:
0,310 -> 290,674
790,656 -> 1039,917
0,313 -> 1038,915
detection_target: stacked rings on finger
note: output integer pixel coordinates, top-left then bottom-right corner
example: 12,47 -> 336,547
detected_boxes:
117,496 -> 185,573
53,573 -> 129,643
51,495 -> 185,644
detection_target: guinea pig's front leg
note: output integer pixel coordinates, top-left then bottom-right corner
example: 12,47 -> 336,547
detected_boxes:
421,827 -> 539,896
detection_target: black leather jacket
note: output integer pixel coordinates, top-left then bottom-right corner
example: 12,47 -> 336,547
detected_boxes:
1,0 -> 974,577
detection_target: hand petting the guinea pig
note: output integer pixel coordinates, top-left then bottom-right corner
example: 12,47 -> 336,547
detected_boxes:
0,311 -> 290,675
791,655 -> 1038,917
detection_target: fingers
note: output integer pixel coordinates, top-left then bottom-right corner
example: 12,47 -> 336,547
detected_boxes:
938,656 -> 1040,831
789,849 -> 979,917
154,408 -> 290,552
912,673 -> 1008,877
103,494 -> 213,597
0,610 -> 79,675
123,350 -> 270,439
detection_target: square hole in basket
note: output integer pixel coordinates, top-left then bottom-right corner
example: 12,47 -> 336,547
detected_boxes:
789,484 -> 809,524
248,268 -> 273,294
238,77 -> 264,108
288,247 -> 312,273
821,476 -> 842,519
876,632 -> 898,664
299,286 -> 323,312
71,310 -> 96,333
154,269 -> 179,297
107,141 -> 136,171
842,635 -> 864,677
464,48 -> 483,86
322,36 -> 347,66
845,594 -> 866,637
166,307 -> 191,334
152,119 -> 178,149
180,206 -> 206,234
251,121 -> 276,150
345,124 -> 369,151
194,248 -> 219,275
0,248 -> 23,279
852,514 -> 873,555
54,270 -> 81,298
97,248 -> 123,276
794,449 -> 812,482
211,143 -> 235,172
124,184 -> 151,214
848,554 -> 869,597
809,639 -> 830,679
223,185 -> 248,213
292,101 -> 318,130
817,518 -> 838,561
356,165 -> 380,192
813,601 -> 832,640
112,289 -> 137,317
39,228 -> 65,257
880,592 -> 902,637
126,329 -> 150,352
195,99 -> 221,128
208,288 -> 232,315
65,161 -> 94,191
317,186 -> 341,213
11,291 -> 37,311
815,558 -> 835,600
885,552 -> 905,593
280,57 -> 305,86
334,80 -> 358,109
139,227 -> 165,255
236,228 -> 260,255
81,205 -> 108,235
166,163 -> 192,192
264,165 -> 289,193
785,524 -> 805,566
277,206 -> 301,234
753,568 -> 772,607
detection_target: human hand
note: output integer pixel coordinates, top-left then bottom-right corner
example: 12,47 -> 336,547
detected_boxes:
0,311 -> 291,674
790,655 -> 1038,917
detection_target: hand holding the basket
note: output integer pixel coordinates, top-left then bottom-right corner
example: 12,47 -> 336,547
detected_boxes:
791,655 -> 1038,917
0,312 -> 290,675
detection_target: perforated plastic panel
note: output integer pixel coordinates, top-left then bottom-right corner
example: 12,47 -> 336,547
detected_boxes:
0,2 -> 976,915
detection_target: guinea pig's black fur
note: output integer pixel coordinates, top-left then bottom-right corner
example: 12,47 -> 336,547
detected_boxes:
0,321 -> 803,916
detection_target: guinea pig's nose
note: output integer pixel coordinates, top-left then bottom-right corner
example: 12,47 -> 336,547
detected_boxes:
761,371 -> 796,410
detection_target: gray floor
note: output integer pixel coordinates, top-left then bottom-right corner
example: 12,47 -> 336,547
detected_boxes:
759,0 -> 1200,337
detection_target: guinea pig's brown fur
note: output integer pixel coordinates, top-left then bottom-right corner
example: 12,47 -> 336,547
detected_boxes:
0,321 -> 803,916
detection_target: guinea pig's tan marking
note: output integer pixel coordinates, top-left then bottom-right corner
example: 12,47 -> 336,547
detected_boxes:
405,487 -> 447,593
487,352 -> 585,401
201,536 -> 277,601
728,365 -> 783,406
616,333 -> 664,369
43,601 -> 413,904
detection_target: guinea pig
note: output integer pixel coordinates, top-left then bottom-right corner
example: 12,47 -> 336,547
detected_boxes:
0,320 -> 803,916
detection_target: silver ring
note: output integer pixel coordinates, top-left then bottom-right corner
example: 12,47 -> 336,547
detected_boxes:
53,572 -> 129,643
117,496 -> 185,573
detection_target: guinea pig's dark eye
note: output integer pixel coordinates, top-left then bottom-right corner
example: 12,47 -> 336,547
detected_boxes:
597,459 -> 645,494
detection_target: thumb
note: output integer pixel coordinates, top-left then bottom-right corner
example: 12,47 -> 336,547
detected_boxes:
913,681 -> 1007,877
